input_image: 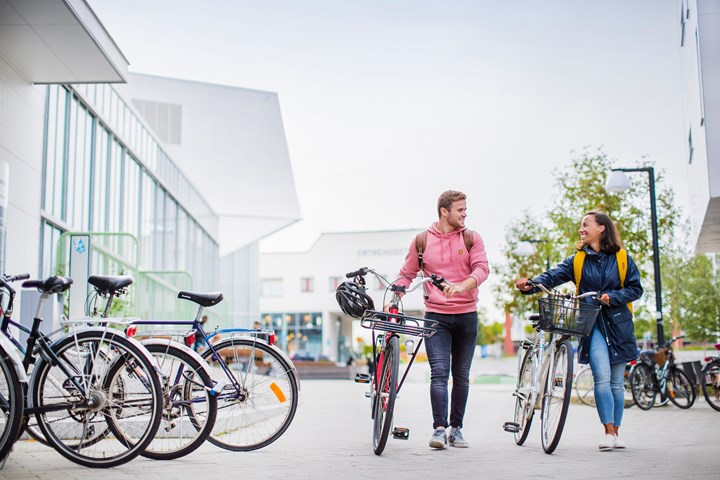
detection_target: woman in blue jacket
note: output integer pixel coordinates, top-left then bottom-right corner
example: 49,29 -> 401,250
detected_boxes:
516,212 -> 643,451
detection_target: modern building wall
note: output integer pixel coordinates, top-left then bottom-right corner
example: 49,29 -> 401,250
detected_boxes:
682,0 -> 720,252
259,229 -> 427,363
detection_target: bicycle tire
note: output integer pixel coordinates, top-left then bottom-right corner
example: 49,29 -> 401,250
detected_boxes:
0,345 -> 23,462
30,330 -> 163,468
372,335 -> 398,455
139,343 -> 217,460
701,359 -> 720,412
574,366 -> 595,407
513,347 -> 535,446
201,338 -> 298,451
666,366 -> 696,409
630,362 -> 656,410
540,339 -> 573,454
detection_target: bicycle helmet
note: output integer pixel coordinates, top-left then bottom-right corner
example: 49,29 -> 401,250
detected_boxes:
335,281 -> 374,319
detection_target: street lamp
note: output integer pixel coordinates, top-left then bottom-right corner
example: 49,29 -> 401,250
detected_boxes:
515,239 -> 551,270
605,167 -> 665,347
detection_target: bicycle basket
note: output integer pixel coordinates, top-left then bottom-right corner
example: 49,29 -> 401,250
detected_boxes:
537,296 -> 600,337
654,347 -> 669,368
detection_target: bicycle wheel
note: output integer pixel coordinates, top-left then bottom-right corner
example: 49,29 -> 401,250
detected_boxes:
666,366 -> 696,409
701,359 -> 720,412
513,347 -> 535,445
140,343 -> 217,460
201,338 -> 298,451
540,339 -> 573,454
30,330 -> 162,468
630,362 -> 656,410
0,345 -> 23,462
574,366 -> 595,407
372,335 -> 398,455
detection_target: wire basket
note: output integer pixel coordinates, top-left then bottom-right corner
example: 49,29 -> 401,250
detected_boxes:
537,296 -> 600,337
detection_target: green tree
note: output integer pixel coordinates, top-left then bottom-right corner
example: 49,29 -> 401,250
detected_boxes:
495,148 -> 684,342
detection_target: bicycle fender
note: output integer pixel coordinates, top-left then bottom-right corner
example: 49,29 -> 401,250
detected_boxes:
217,336 -> 301,391
0,334 -> 28,382
141,338 -> 214,381
49,327 -> 160,370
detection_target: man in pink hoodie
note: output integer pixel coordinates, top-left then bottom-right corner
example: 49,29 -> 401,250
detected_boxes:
395,190 -> 490,449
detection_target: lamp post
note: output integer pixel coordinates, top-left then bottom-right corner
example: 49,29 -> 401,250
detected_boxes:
605,167 -> 665,347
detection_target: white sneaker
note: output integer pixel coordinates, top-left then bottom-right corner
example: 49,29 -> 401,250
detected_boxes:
429,428 -> 447,449
598,434 -> 615,450
613,435 -> 626,449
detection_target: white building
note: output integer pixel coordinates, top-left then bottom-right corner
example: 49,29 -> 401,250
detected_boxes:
0,0 -> 298,328
260,229 -> 426,363
681,0 -> 720,252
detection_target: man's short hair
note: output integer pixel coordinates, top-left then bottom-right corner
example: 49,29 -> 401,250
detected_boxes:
437,190 -> 466,217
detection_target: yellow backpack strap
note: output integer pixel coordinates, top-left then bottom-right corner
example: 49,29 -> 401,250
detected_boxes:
616,249 -> 633,313
573,251 -> 586,295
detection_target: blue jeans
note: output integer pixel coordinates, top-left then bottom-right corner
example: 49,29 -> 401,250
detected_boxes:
424,311 -> 478,429
589,324 -> 626,426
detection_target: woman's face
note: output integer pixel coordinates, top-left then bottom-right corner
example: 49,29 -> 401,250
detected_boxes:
579,214 -> 605,247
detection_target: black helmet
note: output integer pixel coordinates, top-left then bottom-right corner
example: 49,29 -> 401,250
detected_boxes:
335,281 -> 374,318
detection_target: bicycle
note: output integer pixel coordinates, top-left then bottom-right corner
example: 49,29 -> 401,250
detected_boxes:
127,287 -> 300,453
629,335 -> 696,410
699,342 -> 720,411
0,273 -> 163,468
503,280 -> 601,454
337,267 -> 442,455
574,361 -> 636,409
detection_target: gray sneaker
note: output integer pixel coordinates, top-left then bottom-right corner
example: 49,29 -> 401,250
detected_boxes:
429,428 -> 447,449
448,427 -> 469,448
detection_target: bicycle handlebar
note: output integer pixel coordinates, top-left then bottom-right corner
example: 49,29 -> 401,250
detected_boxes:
526,279 -> 598,301
345,267 -> 449,293
345,267 -> 370,278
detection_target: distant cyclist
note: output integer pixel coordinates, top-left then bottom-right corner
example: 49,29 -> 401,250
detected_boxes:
516,212 -> 643,451
393,190 -> 490,449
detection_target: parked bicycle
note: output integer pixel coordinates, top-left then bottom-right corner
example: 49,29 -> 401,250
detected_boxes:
503,280 -> 601,454
337,267 -> 442,455
700,342 -> 720,412
574,361 -> 636,409
0,273 -> 163,468
127,286 -> 300,454
629,335 -> 695,410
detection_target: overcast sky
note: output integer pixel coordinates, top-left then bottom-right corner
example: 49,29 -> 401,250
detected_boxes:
88,0 -> 688,286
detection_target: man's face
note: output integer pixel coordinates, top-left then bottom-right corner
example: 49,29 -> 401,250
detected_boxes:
443,200 -> 467,229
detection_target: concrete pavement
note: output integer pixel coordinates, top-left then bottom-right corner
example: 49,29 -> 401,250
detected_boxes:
2,362 -> 719,480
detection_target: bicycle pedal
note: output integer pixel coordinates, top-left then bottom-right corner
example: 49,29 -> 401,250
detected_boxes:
364,391 -> 371,398
355,373 -> 371,384
392,427 -> 409,440
503,422 -> 520,433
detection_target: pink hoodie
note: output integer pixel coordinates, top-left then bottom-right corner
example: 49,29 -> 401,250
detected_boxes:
397,223 -> 490,314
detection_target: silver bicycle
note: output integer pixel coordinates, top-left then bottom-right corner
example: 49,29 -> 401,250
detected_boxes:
504,281 -> 600,454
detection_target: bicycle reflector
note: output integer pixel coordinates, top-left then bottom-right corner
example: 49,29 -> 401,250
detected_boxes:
124,326 -> 137,338
268,333 -> 275,345
184,331 -> 196,348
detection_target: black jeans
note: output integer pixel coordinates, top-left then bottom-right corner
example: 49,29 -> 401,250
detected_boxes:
424,311 -> 478,429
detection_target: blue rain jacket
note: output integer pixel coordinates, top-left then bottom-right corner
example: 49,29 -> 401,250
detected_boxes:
525,246 -> 643,365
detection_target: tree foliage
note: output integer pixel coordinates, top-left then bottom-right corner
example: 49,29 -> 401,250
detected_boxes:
494,148 -> 718,342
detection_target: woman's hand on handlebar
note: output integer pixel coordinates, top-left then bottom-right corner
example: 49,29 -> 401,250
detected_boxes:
598,293 -> 610,306
515,278 -> 532,292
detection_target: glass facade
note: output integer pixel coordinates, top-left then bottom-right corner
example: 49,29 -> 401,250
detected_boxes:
40,84 -> 220,318
261,312 -> 323,360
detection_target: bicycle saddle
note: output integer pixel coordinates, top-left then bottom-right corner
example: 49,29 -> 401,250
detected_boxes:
22,275 -> 73,294
88,275 -> 133,294
177,290 -> 224,307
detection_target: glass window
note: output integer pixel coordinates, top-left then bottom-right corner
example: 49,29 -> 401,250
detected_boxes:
300,277 -> 314,293
328,276 -> 342,291
92,127 -> 110,231
261,279 -> 283,297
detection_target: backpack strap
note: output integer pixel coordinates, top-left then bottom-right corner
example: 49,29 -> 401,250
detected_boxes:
573,251 -> 586,295
415,231 -> 429,270
415,229 -> 475,270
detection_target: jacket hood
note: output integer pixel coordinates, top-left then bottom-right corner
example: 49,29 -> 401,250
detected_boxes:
428,222 -> 466,238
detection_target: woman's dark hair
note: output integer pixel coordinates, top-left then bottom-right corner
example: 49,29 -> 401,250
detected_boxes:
577,211 -> 624,253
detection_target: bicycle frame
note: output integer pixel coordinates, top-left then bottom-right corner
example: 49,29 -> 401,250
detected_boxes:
517,330 -> 559,413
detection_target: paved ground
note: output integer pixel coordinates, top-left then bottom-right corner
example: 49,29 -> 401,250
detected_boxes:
2,355 -> 719,479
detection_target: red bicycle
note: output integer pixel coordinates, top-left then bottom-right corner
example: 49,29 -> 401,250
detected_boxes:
336,267 -> 444,455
